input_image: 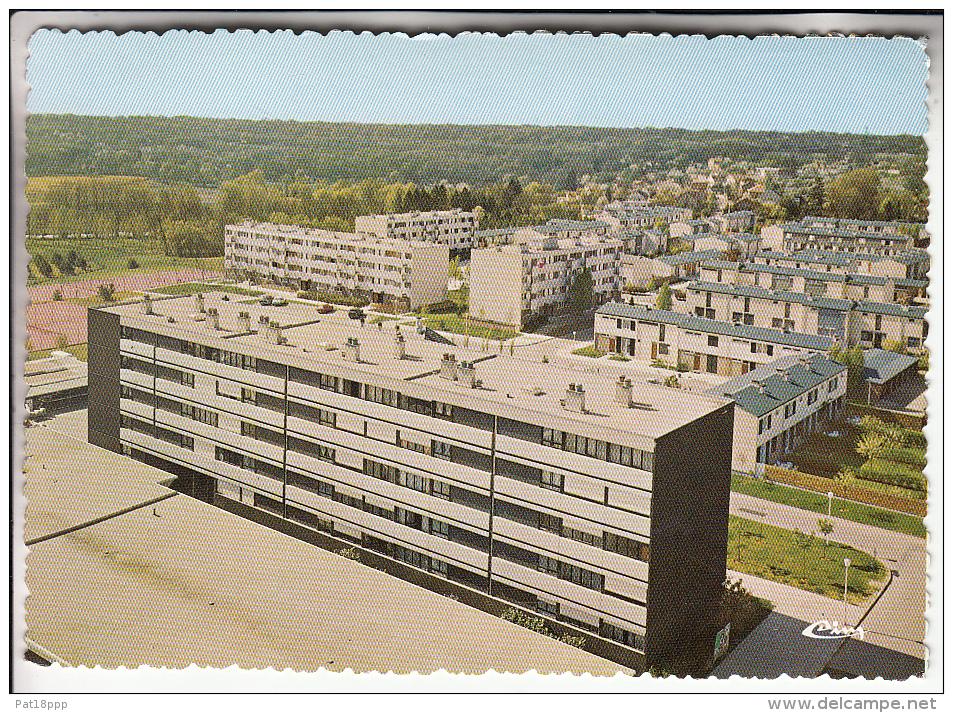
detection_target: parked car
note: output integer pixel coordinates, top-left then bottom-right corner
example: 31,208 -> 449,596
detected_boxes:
259,295 -> 274,306
318,303 -> 334,314
348,307 -> 364,320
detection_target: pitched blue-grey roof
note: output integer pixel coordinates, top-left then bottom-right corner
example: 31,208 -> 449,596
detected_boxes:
706,354 -> 846,417
863,348 -> 919,384
596,302 -> 834,350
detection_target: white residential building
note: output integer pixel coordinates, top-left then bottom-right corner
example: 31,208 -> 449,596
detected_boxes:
354,210 -> 478,252
225,222 -> 448,309
468,235 -> 624,329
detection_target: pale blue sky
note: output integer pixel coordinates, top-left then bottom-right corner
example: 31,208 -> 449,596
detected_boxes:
26,30 -> 929,134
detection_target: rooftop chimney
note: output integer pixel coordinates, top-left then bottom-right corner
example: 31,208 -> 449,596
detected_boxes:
615,375 -> 633,406
753,380 -> 767,395
344,337 -> 361,362
457,361 -> 477,387
195,293 -> 205,314
564,383 -> 587,413
439,353 -> 458,380
142,294 -> 154,315
394,332 -> 406,360
208,307 -> 221,331
238,311 -> 252,332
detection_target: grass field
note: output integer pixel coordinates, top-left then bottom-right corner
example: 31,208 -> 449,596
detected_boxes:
152,283 -> 262,297
572,344 -> 607,358
26,343 -> 88,362
425,314 -> 517,341
731,473 -> 926,538
26,235 -> 224,285
727,515 -> 887,602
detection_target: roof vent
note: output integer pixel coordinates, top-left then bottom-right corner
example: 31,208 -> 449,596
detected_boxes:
208,307 -> 221,331
195,293 -> 206,314
439,353 -> 458,380
752,380 -> 767,395
344,337 -> 360,362
564,383 -> 587,413
394,332 -> 406,360
238,311 -> 252,332
457,361 -> 477,387
142,294 -> 154,315
615,375 -> 634,406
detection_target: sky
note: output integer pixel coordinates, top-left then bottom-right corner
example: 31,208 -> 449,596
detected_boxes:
26,30 -> 929,134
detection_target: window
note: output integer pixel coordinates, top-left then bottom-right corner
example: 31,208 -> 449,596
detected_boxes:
538,555 -> 560,576
659,324 -> 666,342
430,558 -> 448,577
433,402 -> 453,420
432,440 -> 452,461
431,479 -> 451,499
708,335 -> 719,347
559,562 -> 604,591
542,428 -> 564,450
397,433 -> 429,454
766,345 -> 774,356
564,527 -> 602,548
861,330 -> 874,342
537,600 -> 559,617
430,519 -> 449,538
365,384 -> 398,407
540,470 -> 563,492
403,471 -> 430,493
657,343 -> 669,355
539,512 -> 563,533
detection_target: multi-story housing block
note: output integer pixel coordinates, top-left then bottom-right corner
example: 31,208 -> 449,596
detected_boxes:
760,218 -> 917,255
354,209 -> 477,252
87,293 -> 734,672
225,222 -> 448,309
698,261 -> 928,304
706,355 -> 847,472
682,281 -> 928,351
594,303 -> 833,377
468,235 -> 623,329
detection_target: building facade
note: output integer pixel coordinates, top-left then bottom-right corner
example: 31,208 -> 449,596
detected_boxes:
594,303 -> 833,377
87,293 -> 734,672
354,210 -> 478,252
468,235 -> 624,329
706,355 -> 847,472
225,222 -> 448,309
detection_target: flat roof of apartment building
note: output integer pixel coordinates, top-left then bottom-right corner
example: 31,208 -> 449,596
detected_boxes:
24,424 -> 629,674
25,352 -> 88,401
698,260 -> 927,288
100,293 -> 727,439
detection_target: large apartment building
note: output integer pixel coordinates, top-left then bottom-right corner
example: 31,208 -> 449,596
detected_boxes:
594,302 -> 833,377
468,235 -> 623,329
753,249 -> 931,281
683,281 -> 928,351
225,222 -> 448,309
88,292 -> 734,672
354,209 -> 478,252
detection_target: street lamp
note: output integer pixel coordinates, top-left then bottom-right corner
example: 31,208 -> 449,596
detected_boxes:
843,558 -> 851,624
828,490 -> 833,518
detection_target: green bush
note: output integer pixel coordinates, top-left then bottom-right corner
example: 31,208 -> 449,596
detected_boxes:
425,299 -> 458,314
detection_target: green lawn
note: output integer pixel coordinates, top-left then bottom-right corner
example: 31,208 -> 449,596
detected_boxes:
731,473 -> 926,538
152,283 -> 262,297
27,343 -> 88,362
727,515 -> 887,602
572,344 -> 607,358
27,235 -> 224,285
425,314 -> 517,341
369,314 -> 400,324
609,354 -> 630,362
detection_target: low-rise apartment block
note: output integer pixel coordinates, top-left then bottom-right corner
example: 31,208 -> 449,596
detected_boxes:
682,281 -> 928,350
760,218 -> 917,256
354,209 -> 478,252
594,302 -> 833,376
706,355 -> 847,472
753,248 -> 930,281
225,222 -> 448,309
468,235 -> 623,329
87,293 -> 735,671
698,261 -> 928,304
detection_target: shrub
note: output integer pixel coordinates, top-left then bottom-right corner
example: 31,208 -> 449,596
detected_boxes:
52,289 -> 62,301
127,258 -> 140,270
676,361 -> 690,372
97,283 -> 117,302
337,546 -> 362,562
425,299 -> 458,314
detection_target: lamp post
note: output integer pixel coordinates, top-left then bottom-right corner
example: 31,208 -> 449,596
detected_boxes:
828,491 -> 833,518
843,558 -> 851,624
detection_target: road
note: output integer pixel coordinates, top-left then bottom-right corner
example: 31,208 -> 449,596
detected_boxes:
728,491 -> 926,660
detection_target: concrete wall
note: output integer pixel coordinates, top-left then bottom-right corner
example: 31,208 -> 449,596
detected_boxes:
468,249 -> 523,327
409,242 -> 450,308
87,308 -> 121,452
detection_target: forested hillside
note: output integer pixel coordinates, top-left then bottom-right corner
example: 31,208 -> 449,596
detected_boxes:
26,114 -> 927,188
